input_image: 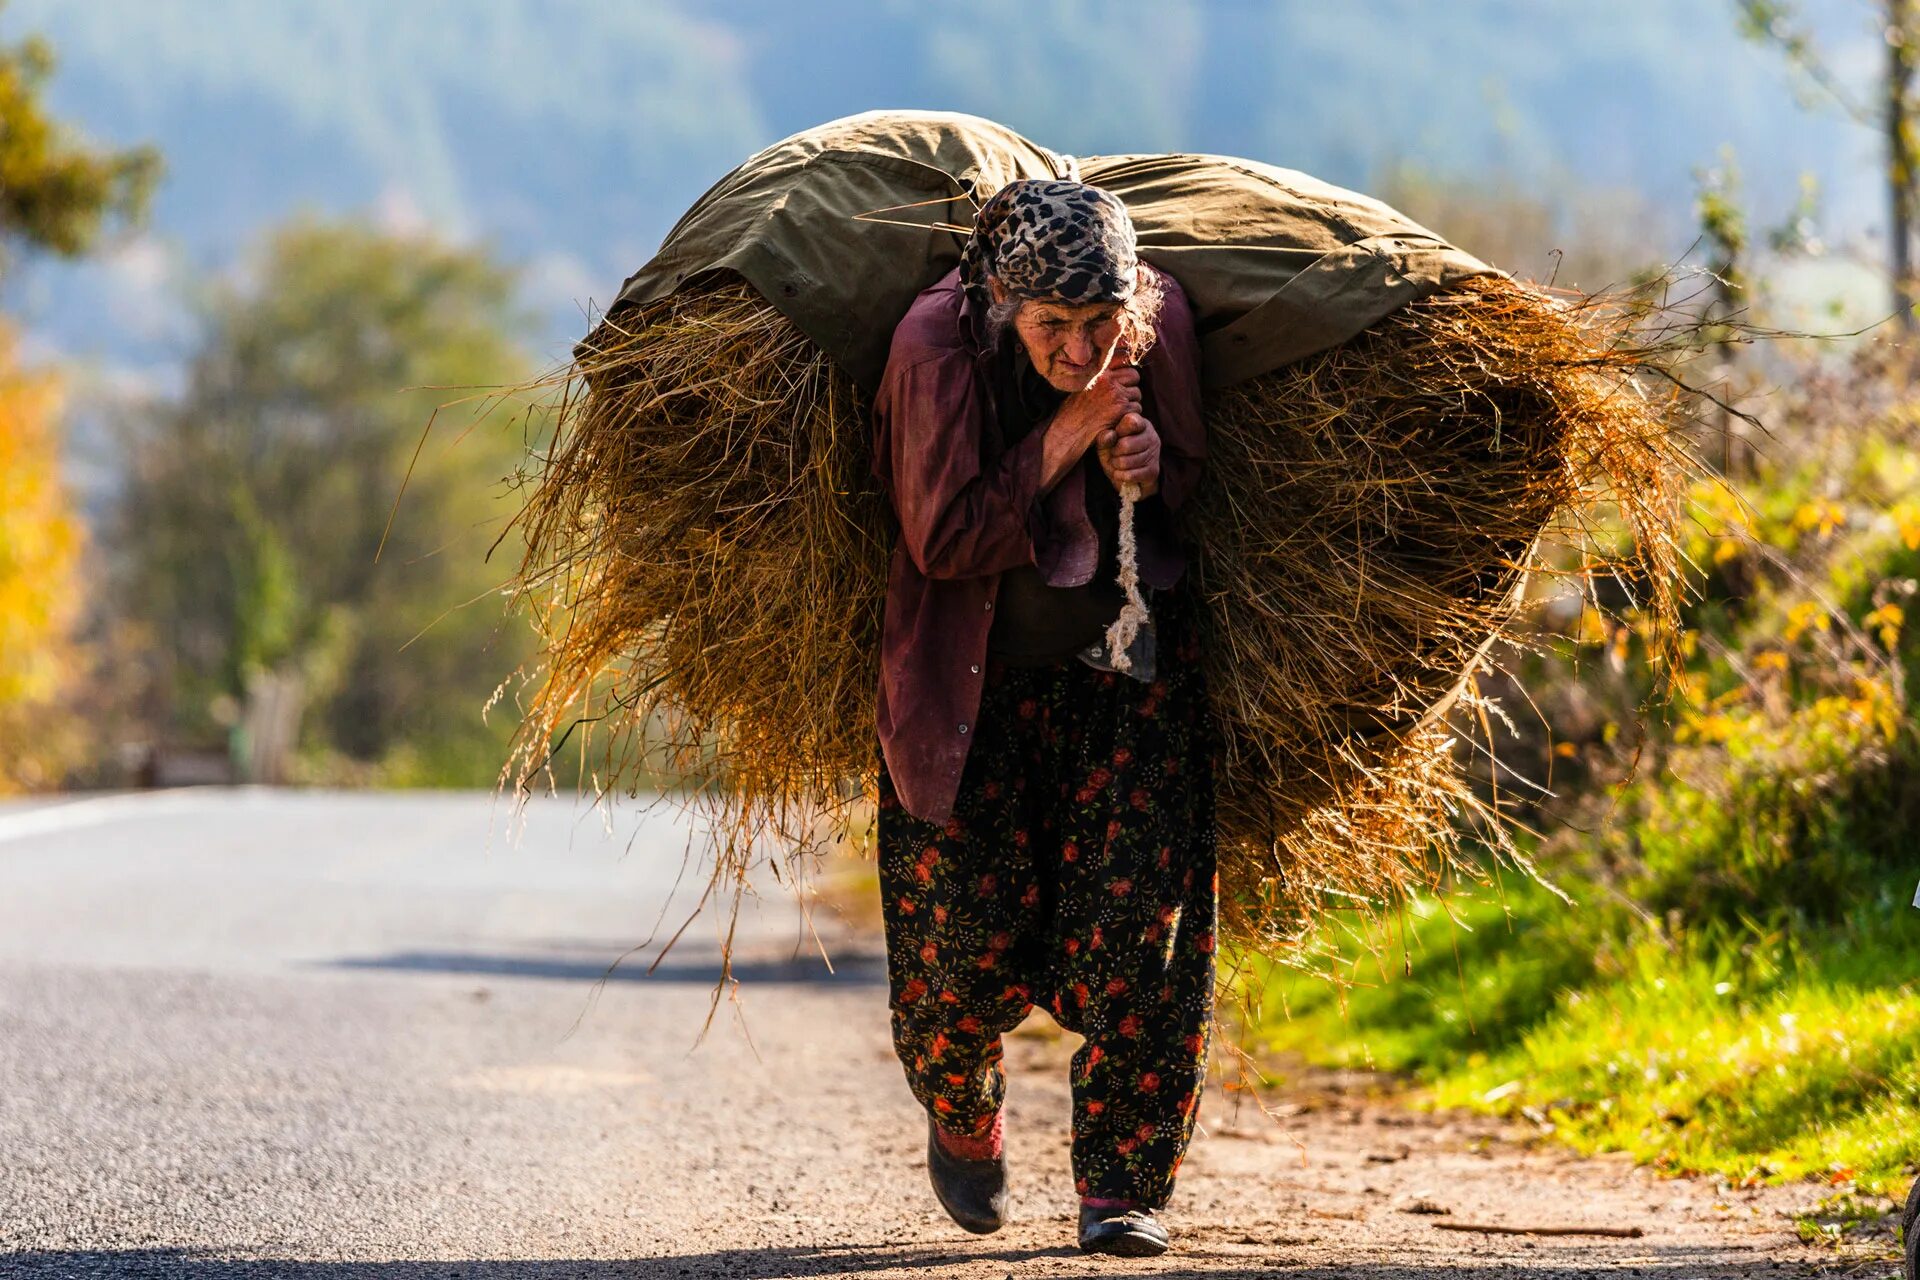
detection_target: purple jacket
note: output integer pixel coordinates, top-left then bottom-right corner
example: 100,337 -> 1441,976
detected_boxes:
871,265 -> 1207,822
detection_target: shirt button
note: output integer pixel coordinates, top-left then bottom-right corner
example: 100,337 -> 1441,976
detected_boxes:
970,664 -> 980,674
957,724 -> 969,735
984,600 -> 992,611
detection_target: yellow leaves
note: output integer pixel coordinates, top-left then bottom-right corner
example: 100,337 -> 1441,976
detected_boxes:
0,321 -> 83,791
1608,624 -> 1633,670
1689,476 -> 1755,565
1677,710 -> 1737,745
1847,675 -> 1903,744
1677,682 -> 1749,745
1569,605 -> 1648,673
1892,500 -> 1920,551
1690,476 -> 1752,533
1863,601 -> 1904,650
1791,499 -> 1847,540
1783,601 -> 1831,644
1785,676 -> 1904,749
1575,606 -> 1611,648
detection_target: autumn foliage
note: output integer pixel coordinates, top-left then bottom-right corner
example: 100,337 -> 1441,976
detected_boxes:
0,323 -> 82,791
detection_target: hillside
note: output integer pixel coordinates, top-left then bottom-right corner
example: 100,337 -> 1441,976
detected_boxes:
0,0 -> 1886,376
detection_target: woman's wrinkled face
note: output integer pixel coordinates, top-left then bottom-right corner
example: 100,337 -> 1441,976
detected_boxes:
991,278 -> 1124,392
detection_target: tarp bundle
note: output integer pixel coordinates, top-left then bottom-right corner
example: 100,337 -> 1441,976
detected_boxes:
605,110 -> 1495,391
508,111 -> 1687,955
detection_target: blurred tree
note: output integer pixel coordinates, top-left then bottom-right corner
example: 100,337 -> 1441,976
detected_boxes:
1693,152 -> 1750,476
0,2 -> 156,791
1688,151 -> 1823,477
1693,148 -> 1750,321
0,1 -> 158,262
1736,0 -> 1919,328
113,219 -> 536,785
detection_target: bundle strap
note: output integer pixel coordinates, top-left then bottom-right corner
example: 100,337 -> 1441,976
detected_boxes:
1105,483 -> 1150,671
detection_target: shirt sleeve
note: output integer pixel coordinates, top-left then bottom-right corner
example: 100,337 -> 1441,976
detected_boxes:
1139,271 -> 1206,514
873,346 -> 1051,581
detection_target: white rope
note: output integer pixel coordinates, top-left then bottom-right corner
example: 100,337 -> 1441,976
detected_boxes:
1105,483 -> 1150,671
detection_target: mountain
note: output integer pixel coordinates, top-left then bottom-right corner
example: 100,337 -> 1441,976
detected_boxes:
0,0 -> 1883,379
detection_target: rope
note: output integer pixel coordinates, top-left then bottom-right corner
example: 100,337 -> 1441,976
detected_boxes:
1105,482 -> 1149,671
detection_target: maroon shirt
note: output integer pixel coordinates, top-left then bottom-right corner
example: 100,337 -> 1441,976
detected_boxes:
871,265 -> 1207,822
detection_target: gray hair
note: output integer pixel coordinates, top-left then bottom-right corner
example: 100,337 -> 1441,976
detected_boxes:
982,296 -> 1026,348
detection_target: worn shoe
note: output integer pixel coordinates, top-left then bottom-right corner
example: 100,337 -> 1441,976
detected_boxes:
1077,1201 -> 1171,1257
1901,1171 -> 1917,1280
926,1115 -> 1008,1234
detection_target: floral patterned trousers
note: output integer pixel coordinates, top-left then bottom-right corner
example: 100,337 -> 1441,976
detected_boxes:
876,596 -> 1219,1208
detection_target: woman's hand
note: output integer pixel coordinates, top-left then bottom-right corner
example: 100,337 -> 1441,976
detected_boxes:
1096,412 -> 1161,496
1040,367 -> 1141,491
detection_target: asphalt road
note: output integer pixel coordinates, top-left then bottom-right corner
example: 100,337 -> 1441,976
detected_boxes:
0,790 -> 1844,1278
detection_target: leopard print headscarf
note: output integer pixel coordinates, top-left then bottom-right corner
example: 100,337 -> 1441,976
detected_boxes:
959,178 -> 1138,311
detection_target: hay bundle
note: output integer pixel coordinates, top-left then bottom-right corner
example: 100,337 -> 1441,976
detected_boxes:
505,284 -> 883,827
504,271 -> 1687,954
1193,280 -> 1687,945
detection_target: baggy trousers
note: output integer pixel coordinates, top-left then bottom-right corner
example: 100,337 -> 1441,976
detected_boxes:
876,595 -> 1218,1207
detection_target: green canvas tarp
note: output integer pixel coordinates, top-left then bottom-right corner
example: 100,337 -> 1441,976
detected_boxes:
605,109 -> 1500,392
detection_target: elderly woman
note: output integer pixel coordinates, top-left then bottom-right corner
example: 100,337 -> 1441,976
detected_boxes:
870,178 -> 1217,1258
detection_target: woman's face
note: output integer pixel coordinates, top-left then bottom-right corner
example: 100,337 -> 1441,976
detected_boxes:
991,278 -> 1125,392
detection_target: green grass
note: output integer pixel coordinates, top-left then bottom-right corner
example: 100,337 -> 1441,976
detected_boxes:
1225,289 -> 1920,1251
1241,880 -> 1920,1197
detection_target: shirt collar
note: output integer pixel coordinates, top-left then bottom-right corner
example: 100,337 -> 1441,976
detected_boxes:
955,276 -> 993,357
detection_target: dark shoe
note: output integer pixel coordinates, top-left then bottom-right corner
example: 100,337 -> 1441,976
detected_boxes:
926,1115 -> 1007,1234
1901,1172 -> 1917,1279
1078,1201 -> 1171,1257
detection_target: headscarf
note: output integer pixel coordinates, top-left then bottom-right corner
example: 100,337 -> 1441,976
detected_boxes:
959,178 -> 1139,312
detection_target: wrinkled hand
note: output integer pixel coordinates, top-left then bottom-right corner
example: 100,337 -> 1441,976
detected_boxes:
1053,366 -> 1141,445
1041,366 -> 1143,490
1097,411 -> 1160,496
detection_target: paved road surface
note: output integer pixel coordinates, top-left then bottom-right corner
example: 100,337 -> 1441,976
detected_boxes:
0,790 -> 1844,1277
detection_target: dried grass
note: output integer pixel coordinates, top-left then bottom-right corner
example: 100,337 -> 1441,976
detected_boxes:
500,272 -> 1692,965
1194,278 -> 1692,947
